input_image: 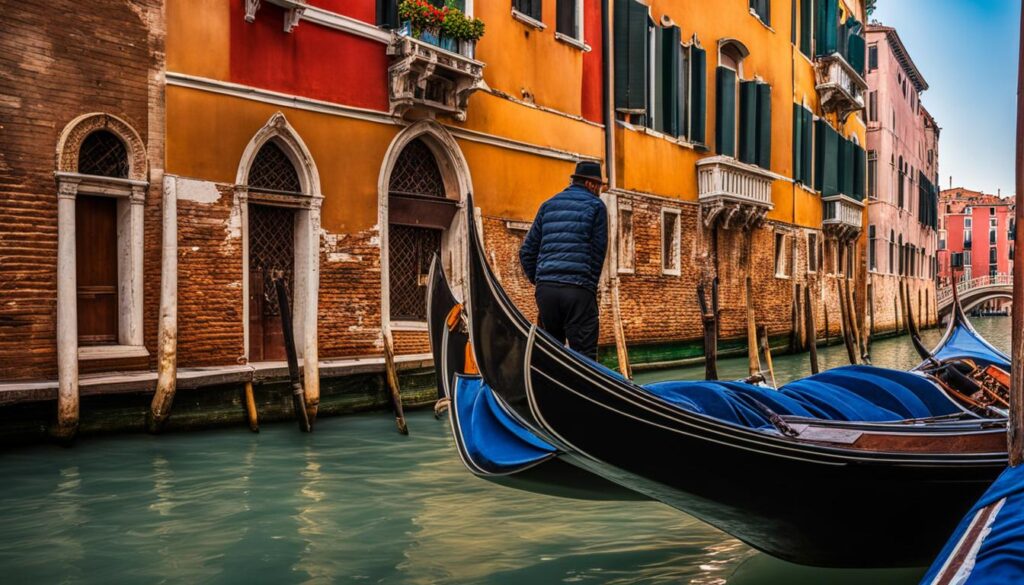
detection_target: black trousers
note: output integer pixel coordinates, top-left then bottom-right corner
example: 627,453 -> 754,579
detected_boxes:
535,282 -> 599,360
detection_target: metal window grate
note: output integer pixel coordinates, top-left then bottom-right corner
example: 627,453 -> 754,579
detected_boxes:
249,204 -> 295,316
78,130 -> 129,178
249,142 -> 302,194
388,139 -> 445,198
389,225 -> 441,321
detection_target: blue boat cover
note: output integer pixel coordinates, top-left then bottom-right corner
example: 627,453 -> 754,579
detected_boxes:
920,465 -> 1024,584
453,375 -> 556,474
932,322 -> 1011,369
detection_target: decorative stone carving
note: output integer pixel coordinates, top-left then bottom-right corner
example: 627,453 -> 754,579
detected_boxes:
697,156 -> 775,230
387,34 -> 485,122
815,53 -> 868,120
243,0 -> 307,33
56,113 -> 148,181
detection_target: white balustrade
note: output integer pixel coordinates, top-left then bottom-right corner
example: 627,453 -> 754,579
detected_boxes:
696,156 -> 774,209
936,273 -> 1013,307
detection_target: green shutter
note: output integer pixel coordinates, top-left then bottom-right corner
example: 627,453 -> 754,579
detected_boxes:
756,83 -> 771,169
815,120 -> 838,195
799,0 -> 812,57
690,46 -> 707,145
738,80 -> 757,164
847,30 -> 866,77
838,137 -> 854,196
801,108 -> 813,184
815,0 -> 837,57
652,26 -> 664,131
793,104 -> 803,183
662,26 -> 682,136
716,67 -> 737,157
614,0 -> 649,112
853,145 -> 866,200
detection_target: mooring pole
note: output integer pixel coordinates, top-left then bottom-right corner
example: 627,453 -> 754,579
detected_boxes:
382,326 -> 409,435
1009,3 -> 1024,467
697,281 -> 718,380
745,275 -> 761,377
805,285 -> 819,374
758,325 -> 777,389
275,276 -> 311,433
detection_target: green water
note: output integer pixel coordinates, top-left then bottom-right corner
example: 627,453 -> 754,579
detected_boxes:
0,318 -> 1011,584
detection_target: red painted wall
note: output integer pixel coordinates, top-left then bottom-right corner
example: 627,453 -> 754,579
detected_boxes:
581,0 -> 604,124
309,0 -> 375,23
230,2 -> 388,111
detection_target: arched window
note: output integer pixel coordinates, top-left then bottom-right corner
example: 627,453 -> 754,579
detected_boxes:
249,142 -> 302,194
889,229 -> 895,273
78,130 -> 129,178
388,138 -> 449,322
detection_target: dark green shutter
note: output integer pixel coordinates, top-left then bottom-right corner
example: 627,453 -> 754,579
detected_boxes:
377,0 -> 399,28
815,0 -> 837,57
815,120 -> 838,195
716,67 -> 737,157
738,80 -> 757,164
793,104 -> 804,183
838,137 -> 853,196
799,0 -> 812,57
756,83 -> 771,169
614,0 -> 649,112
847,28 -> 866,76
853,145 -> 866,200
652,26 -> 664,131
690,46 -> 707,144
662,26 -> 682,136
801,108 -> 813,184
556,0 -> 576,37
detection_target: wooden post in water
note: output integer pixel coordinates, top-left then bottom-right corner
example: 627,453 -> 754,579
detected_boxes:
697,280 -> 719,380
758,325 -> 777,388
745,276 -> 761,377
382,327 -> 409,435
244,381 -> 259,433
1009,4 -> 1024,467
804,285 -> 819,374
823,297 -> 831,346
610,276 -> 633,379
837,277 -> 858,365
275,277 -> 311,433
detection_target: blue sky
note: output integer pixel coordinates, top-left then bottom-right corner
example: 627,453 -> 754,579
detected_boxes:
872,0 -> 1020,196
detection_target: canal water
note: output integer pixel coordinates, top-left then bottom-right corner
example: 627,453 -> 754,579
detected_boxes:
0,318 -> 1011,584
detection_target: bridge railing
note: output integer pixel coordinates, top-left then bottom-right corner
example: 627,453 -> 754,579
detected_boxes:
936,273 -> 1013,307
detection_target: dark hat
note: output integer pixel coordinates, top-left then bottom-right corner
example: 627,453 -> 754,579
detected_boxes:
571,161 -> 605,183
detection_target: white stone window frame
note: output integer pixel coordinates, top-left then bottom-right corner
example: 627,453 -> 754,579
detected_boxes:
773,231 -> 790,279
661,207 -> 681,276
378,120 -> 473,333
617,203 -> 635,274
54,113 -> 150,367
805,229 -> 819,274
235,112 -> 323,398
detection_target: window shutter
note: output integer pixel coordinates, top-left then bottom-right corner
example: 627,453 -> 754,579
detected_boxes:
868,45 -> 878,70
376,0 -> 399,28
756,82 -> 771,169
815,120 -> 838,195
662,26 -> 682,137
614,0 -> 649,112
530,0 -> 543,20
690,46 -> 707,144
738,80 -> 757,164
556,0 -> 577,38
801,108 -> 813,184
814,0 -> 837,57
853,145 -> 866,200
838,137 -> 854,196
847,30 -> 866,76
793,104 -> 803,183
716,67 -> 737,157
652,26 -> 665,131
799,0 -> 812,57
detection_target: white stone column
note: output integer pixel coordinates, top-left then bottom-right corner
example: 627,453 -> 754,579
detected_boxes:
300,200 -> 321,417
149,175 -> 178,431
118,186 -> 146,347
55,180 -> 80,439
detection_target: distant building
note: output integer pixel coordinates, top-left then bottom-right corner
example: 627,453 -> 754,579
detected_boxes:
938,188 -> 1015,312
864,24 -> 940,334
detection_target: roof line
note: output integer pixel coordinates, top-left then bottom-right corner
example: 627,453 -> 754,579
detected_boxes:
866,24 -> 929,92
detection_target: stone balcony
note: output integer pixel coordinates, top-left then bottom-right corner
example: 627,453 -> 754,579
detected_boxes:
697,156 -> 775,229
822,194 -> 864,240
387,33 -> 485,122
814,53 -> 868,119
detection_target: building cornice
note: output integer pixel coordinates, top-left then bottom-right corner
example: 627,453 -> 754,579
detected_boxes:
866,24 -> 928,92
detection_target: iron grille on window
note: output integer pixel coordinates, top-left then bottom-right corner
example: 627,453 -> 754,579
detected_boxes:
388,139 -> 445,198
389,225 -> 441,320
78,130 -> 129,178
249,204 -> 295,316
249,142 -> 302,194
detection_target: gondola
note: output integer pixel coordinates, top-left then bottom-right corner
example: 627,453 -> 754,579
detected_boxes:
431,195 -> 1018,568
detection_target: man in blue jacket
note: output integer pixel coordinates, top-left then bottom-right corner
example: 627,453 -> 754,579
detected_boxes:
519,161 -> 608,360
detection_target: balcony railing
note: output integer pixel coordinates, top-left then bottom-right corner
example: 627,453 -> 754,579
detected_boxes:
697,155 -> 775,229
387,33 -> 485,121
815,53 -> 868,119
822,194 -> 864,240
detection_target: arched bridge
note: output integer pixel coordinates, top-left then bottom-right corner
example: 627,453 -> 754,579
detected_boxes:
936,274 -> 1013,317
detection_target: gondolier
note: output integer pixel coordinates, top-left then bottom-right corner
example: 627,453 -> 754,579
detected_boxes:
519,161 -> 608,360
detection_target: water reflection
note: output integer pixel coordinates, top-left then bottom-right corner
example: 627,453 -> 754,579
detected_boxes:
0,317 -> 1010,584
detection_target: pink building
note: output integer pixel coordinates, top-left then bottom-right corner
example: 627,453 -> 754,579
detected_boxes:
864,24 -> 940,333
938,189 -> 1015,293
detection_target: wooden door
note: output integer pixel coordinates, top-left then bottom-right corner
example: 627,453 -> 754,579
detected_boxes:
76,195 -> 118,345
248,204 -> 294,361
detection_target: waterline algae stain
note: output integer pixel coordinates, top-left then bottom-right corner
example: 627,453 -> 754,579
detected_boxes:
0,318 -> 1010,584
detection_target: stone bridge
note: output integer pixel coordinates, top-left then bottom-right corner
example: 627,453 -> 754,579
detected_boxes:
936,274 -> 1013,317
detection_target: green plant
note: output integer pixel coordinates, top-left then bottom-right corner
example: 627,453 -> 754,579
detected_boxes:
441,7 -> 485,42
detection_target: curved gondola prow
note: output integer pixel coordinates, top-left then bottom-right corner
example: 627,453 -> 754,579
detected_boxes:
427,254 -> 467,400
463,194 -> 540,422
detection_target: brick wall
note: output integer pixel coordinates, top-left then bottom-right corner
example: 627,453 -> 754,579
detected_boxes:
0,0 -> 164,380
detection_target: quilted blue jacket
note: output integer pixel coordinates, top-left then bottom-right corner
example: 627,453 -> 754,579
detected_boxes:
519,184 -> 608,292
